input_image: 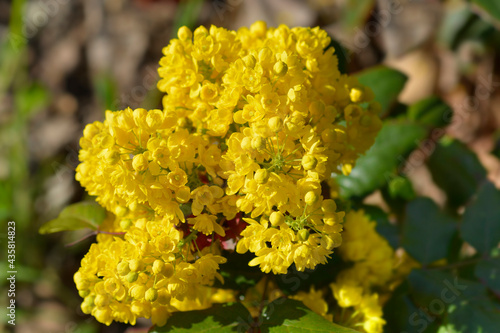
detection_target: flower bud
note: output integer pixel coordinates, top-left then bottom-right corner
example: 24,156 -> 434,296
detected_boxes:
269,211 -> 285,226
241,136 -> 253,150
105,150 -> 121,165
126,271 -> 139,283
268,116 -> 282,132
117,261 -> 130,276
130,285 -> 146,300
129,259 -> 142,272
94,294 -> 110,307
120,219 -> 133,230
152,260 -> 164,275
298,229 -> 310,242
349,87 -> 363,103
163,263 -> 175,278
258,47 -> 273,63
273,61 -> 288,76
243,55 -> 256,68
301,154 -> 317,170
254,169 -> 270,184
178,26 -> 192,41
145,288 -> 158,302
321,199 -> 337,214
251,136 -> 266,150
132,154 -> 148,172
304,191 -> 318,205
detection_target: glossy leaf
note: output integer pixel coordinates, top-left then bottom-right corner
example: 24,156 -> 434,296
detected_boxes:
407,269 -> 500,332
356,66 -> 408,116
39,201 -> 106,234
261,299 -> 357,332
402,198 -> 457,265
474,258 -> 500,294
443,297 -> 500,332
150,303 -> 251,333
213,252 -> 263,291
427,139 -> 487,209
336,121 -> 426,198
461,181 -> 500,254
408,96 -> 453,129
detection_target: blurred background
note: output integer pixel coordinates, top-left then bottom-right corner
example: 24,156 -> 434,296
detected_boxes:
0,0 -> 499,332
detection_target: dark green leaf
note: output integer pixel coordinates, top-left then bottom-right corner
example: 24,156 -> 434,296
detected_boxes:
327,38 -> 349,74
408,269 -> 485,307
150,303 -> 251,333
402,198 -> 457,265
260,299 -> 357,332
336,121 -> 426,198
427,139 -> 487,209
471,0 -> 500,23
39,201 -> 106,234
383,281 -> 423,333
443,296 -> 500,332
474,258 -> 500,294
356,66 -> 408,116
407,269 -> 500,332
462,181 -> 500,254
408,96 -> 453,129
213,252 -> 264,291
275,253 -> 343,294
387,175 -> 416,201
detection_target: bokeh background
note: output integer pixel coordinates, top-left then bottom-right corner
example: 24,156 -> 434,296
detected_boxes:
1,0 -> 499,332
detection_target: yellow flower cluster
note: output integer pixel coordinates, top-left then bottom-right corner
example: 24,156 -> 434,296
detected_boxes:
285,210 -> 415,333
74,215 -> 228,326
157,21 -> 380,273
328,210 -> 403,333
74,21 -> 382,326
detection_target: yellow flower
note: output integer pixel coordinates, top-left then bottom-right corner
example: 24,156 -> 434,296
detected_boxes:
188,213 -> 225,236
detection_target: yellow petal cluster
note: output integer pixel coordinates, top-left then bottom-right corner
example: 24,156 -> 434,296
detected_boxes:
74,21 -> 382,326
74,215 -> 226,326
157,21 -> 381,272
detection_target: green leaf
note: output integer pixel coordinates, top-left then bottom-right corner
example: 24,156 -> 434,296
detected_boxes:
402,198 -> 457,265
461,181 -> 500,254
407,269 -> 500,333
408,96 -> 453,129
387,175 -> 416,201
335,121 -> 427,198
474,258 -> 500,294
39,201 -> 106,234
383,281 -> 424,333
261,299 -> 357,332
327,38 -> 349,74
408,269 -> 485,307
427,139 -> 487,209
150,303 -> 251,333
471,0 -> 500,23
356,66 -> 408,116
213,252 -> 264,291
443,297 -> 500,332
